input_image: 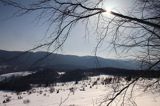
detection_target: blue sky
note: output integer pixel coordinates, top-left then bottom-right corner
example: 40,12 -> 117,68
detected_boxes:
0,0 -> 135,58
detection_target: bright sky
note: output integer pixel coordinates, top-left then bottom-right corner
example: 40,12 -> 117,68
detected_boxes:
0,0 -> 135,58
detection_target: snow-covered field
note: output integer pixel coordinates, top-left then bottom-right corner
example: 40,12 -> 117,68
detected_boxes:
0,75 -> 160,106
0,72 -> 33,81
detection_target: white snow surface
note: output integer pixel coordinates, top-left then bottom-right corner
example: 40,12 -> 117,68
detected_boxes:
0,72 -> 32,81
0,75 -> 160,106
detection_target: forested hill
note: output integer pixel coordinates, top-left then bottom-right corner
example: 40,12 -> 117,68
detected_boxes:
0,50 -> 139,71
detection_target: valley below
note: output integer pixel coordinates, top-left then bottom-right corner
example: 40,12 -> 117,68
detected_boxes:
0,75 -> 160,106
0,50 -> 160,106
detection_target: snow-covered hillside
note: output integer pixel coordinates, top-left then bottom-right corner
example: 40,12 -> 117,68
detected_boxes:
0,72 -> 32,81
0,75 -> 160,106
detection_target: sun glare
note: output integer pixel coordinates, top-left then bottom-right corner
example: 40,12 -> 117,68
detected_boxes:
106,8 -> 112,14
102,0 -> 116,17
103,7 -> 112,16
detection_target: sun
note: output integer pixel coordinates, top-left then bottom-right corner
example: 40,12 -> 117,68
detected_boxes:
105,7 -> 112,14
103,7 -> 113,17
102,2 -> 114,16
102,0 -> 116,17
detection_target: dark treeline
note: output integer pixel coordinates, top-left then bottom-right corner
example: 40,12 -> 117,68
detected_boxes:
0,67 -> 160,92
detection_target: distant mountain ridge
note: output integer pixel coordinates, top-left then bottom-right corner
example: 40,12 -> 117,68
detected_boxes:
0,50 -> 140,70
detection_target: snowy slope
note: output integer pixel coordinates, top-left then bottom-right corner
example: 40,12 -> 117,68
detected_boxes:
0,75 -> 160,106
0,71 -> 32,81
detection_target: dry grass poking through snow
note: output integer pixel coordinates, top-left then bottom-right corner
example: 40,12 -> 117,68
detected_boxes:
0,75 -> 160,106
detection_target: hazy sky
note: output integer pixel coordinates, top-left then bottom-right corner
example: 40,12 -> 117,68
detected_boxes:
0,0 -> 135,58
